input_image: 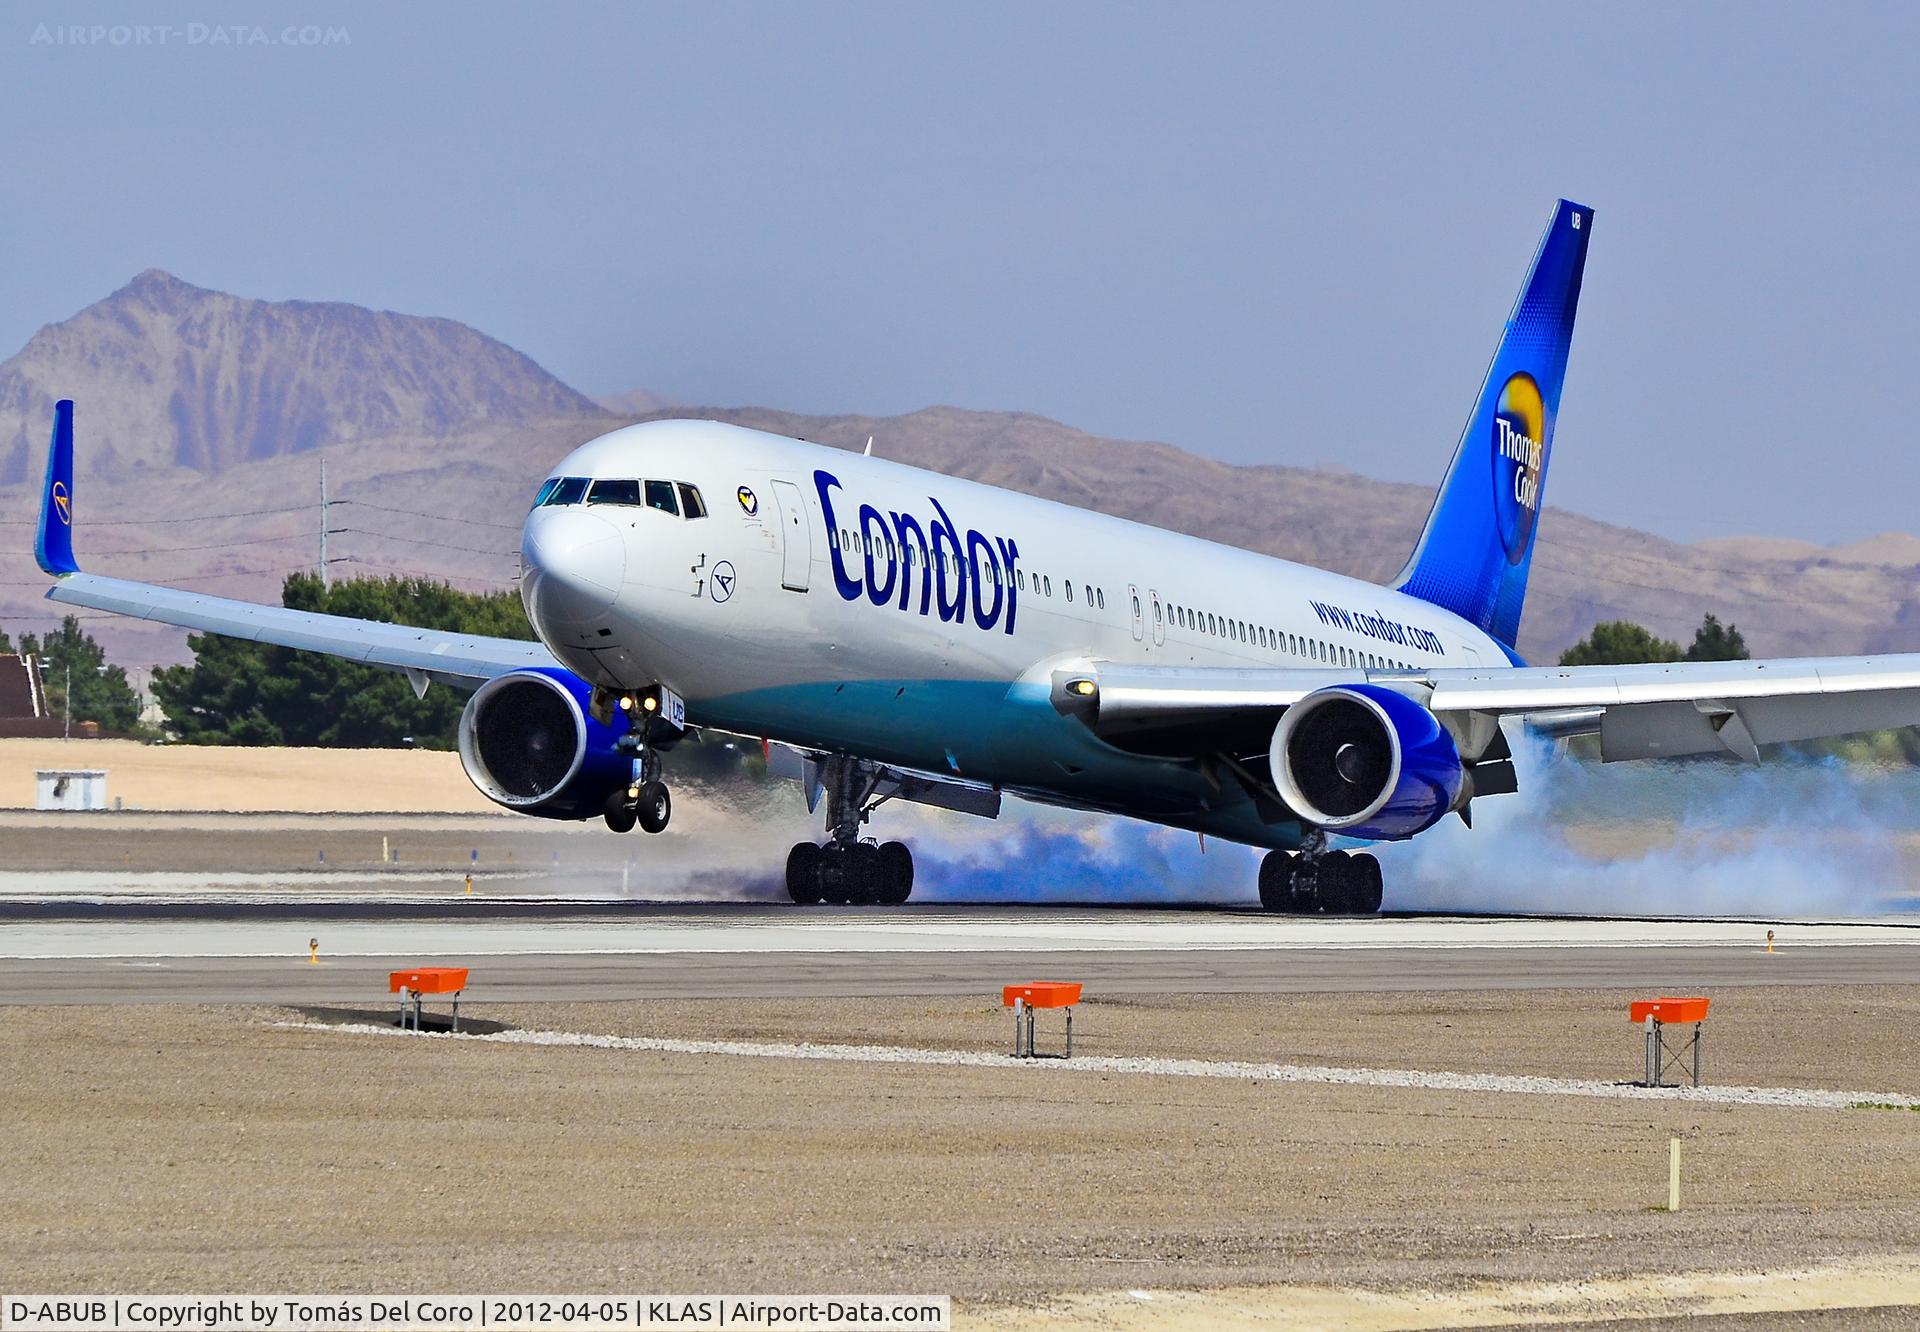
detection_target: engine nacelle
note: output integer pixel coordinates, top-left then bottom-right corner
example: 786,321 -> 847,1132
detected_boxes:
1269,684 -> 1464,840
458,668 -> 638,820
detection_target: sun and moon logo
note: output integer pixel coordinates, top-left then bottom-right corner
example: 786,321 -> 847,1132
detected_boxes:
51,481 -> 71,526
736,486 -> 758,517
1489,371 -> 1545,565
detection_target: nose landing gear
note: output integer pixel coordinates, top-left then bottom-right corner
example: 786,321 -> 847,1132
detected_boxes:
1258,835 -> 1383,914
784,755 -> 915,905
604,744 -> 672,835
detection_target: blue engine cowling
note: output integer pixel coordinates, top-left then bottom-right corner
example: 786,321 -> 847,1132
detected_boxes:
457,668 -> 639,820
1268,684 -> 1464,840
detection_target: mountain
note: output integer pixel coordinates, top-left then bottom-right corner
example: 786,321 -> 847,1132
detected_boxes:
2,274 -> 1918,674
0,269 -> 606,485
593,388 -> 679,415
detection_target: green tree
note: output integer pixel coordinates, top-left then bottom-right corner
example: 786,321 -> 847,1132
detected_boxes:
1558,620 -> 1682,666
152,573 -> 536,748
19,616 -> 143,732
1685,613 -> 1750,661
0,628 -> 14,654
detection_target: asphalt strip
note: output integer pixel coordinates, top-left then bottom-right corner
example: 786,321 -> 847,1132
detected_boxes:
273,1020 -> 1920,1111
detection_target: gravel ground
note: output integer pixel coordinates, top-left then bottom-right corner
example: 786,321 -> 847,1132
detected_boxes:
2,989 -> 1918,1321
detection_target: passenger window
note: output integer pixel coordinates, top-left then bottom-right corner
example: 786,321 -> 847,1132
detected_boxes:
678,483 -> 707,519
545,476 -> 589,506
1044,576 -> 1052,596
1066,582 -> 1075,604
588,479 -> 644,506
1097,589 -> 1105,610
532,477 -> 562,509
645,480 -> 678,515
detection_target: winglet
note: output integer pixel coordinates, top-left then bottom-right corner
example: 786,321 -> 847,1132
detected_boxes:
36,399 -> 78,576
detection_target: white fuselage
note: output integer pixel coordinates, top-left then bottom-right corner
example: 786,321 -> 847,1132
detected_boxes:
520,420 -> 1508,848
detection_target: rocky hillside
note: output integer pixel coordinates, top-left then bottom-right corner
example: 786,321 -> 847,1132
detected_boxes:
1,275 -> 1916,673
0,269 -> 607,485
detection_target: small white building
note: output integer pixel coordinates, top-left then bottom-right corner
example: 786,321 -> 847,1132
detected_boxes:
36,769 -> 108,811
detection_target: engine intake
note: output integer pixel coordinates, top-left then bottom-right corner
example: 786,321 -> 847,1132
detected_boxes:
458,669 -> 637,819
1269,684 -> 1464,840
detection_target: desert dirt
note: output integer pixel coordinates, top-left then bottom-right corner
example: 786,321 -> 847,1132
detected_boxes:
3,990 -> 1919,1325
0,738 -> 496,814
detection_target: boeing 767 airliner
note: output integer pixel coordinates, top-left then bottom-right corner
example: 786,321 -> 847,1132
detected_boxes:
35,201 -> 1920,911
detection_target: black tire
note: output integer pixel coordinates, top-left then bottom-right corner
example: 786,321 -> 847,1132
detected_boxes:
1318,851 -> 1353,913
844,842 -> 883,905
636,781 -> 671,834
1353,853 -> 1384,914
877,841 -> 914,904
818,846 -> 851,904
603,792 -> 637,834
1257,851 -> 1292,911
785,842 -> 824,905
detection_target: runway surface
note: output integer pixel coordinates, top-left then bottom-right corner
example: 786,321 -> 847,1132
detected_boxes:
2,901 -> 1917,1002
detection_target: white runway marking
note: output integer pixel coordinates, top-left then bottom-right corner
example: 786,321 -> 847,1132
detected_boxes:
4,912 -> 1916,959
279,1020 -> 1920,1112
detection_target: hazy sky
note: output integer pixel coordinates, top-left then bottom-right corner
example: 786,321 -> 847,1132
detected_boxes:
4,3 -> 1916,545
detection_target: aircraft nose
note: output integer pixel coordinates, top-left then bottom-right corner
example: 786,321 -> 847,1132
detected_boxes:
521,507 -> 626,629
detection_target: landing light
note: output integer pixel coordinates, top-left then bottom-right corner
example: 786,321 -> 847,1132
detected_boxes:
1068,679 -> 1097,697
641,695 -> 659,713
617,695 -> 634,712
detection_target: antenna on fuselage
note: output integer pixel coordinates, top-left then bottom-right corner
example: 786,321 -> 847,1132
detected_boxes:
863,435 -> 874,457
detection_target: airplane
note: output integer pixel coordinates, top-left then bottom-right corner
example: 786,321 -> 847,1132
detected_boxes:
35,199 -> 1920,912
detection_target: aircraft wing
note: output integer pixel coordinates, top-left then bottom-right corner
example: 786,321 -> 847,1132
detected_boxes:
35,400 -> 556,691
45,572 -> 558,690
1052,655 -> 1920,762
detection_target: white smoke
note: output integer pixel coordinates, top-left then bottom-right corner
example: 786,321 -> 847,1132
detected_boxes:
1373,731 -> 1919,918
609,737 -> 1920,919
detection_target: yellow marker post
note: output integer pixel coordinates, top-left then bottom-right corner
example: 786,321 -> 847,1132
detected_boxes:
1766,928 -> 1776,954
308,937 -> 319,966
464,872 -> 473,896
1668,1137 -> 1681,1212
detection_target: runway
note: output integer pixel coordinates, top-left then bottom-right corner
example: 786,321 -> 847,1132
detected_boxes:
2,901 -> 1916,1003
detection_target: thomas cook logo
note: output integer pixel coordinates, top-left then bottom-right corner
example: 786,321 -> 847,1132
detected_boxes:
51,481 -> 71,526
1489,372 -> 1545,565
736,486 -> 758,517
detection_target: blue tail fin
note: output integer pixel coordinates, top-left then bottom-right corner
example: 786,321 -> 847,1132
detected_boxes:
1392,200 -> 1592,648
36,399 -> 78,576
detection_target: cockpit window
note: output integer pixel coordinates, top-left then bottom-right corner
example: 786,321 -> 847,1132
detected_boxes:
678,483 -> 707,519
532,477 -> 562,509
587,479 -> 644,506
645,480 -> 679,515
544,476 -> 590,506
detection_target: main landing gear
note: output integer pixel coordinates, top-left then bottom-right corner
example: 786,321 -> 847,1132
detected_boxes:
604,744 -> 672,835
785,756 -> 915,906
1258,836 -> 1383,915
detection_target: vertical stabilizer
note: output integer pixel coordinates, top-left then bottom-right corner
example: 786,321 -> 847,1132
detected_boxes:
1392,200 -> 1591,648
36,399 -> 77,576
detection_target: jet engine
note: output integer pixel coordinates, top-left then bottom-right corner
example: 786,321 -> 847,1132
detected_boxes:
1268,684 -> 1464,840
457,668 -> 638,819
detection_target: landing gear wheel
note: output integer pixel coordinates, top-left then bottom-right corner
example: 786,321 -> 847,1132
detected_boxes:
785,842 -> 823,905
1317,850 -> 1353,913
603,791 -> 637,833
635,781 -> 671,834
844,842 -> 884,905
1353,853 -> 1384,914
877,840 -> 914,905
818,845 -> 853,904
1258,851 -> 1294,912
